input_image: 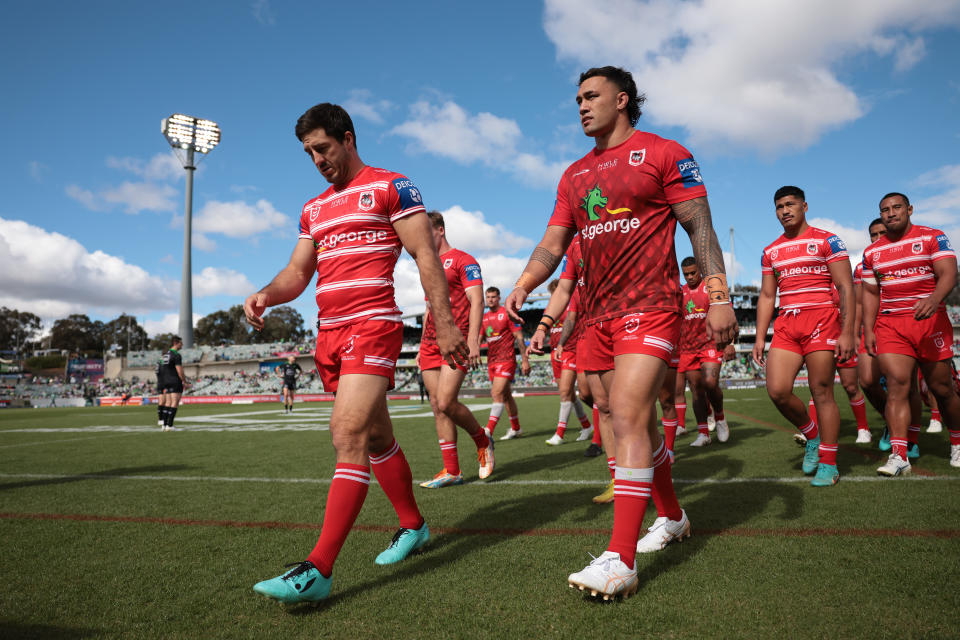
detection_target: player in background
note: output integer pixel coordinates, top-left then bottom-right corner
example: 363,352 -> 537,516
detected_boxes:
156,335 -> 186,432
752,186 -> 855,487
540,275 -> 594,446
246,103 -> 469,605
862,192 -> 960,474
506,66 -> 737,599
418,212 -> 495,488
276,355 -> 303,414
855,219 -> 890,444
482,286 -> 531,440
677,257 -> 732,447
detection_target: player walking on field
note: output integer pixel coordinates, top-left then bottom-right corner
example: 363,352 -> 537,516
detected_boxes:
862,192 -> 960,474
417,211 -> 495,488
156,335 -> 186,432
752,186 -> 856,487
276,355 -> 302,414
482,286 -> 531,440
245,103 -> 468,605
506,66 -> 737,599
676,257 -> 733,448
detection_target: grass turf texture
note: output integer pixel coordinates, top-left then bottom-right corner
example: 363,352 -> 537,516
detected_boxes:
1,389 -> 958,639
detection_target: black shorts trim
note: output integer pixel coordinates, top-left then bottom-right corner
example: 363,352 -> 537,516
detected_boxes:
283,381 -> 297,391
159,382 -> 184,394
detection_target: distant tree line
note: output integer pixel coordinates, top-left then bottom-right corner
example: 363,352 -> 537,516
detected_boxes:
0,305 -> 308,357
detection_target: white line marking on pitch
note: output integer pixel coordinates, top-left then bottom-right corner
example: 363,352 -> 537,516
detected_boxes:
0,472 -> 955,486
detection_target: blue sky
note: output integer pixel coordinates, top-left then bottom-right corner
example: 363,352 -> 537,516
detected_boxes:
1,0 -> 958,338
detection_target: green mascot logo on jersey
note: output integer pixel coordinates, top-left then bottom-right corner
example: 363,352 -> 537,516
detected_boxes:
581,185 -> 631,221
685,299 -> 696,314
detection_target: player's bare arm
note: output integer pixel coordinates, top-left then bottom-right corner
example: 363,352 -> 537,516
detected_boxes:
673,196 -> 738,344
505,225 -> 576,321
827,259 -> 856,362
176,364 -> 186,385
861,280 -> 881,356
244,238 -> 316,330
529,278 -> 575,354
752,272 -> 778,367
395,213 -> 468,366
515,329 -> 532,376
555,308 -> 578,359
853,277 -> 863,341
465,285 -> 484,367
915,256 -> 958,320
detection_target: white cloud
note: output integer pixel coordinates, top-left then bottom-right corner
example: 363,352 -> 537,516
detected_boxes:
0,217 -> 177,318
193,267 -> 255,298
252,0 -> 275,25
439,205 -> 533,254
106,153 -> 183,182
28,161 -> 47,182
543,0 -> 960,153
66,180 -> 177,214
912,164 -> 960,247
391,100 -> 568,187
143,313 -> 203,338
193,199 -> 290,238
65,185 -> 101,210
193,233 -> 217,252
807,216 -> 872,266
343,89 -> 393,125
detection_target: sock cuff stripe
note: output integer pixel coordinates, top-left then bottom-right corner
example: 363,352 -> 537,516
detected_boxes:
614,487 -> 652,498
369,440 -> 400,464
614,467 -> 654,482
333,467 -> 371,483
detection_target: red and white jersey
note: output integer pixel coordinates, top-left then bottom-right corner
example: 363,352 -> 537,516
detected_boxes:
298,166 -> 426,328
549,308 -> 568,350
482,306 -> 520,364
861,224 -> 956,316
760,226 -> 849,312
853,262 -> 863,286
677,280 -> 710,354
422,248 -> 482,344
548,130 -> 706,324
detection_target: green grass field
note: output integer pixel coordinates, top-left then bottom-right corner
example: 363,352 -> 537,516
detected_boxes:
1,389 -> 958,639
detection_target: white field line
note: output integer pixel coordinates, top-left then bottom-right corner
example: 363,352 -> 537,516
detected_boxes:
0,472 -> 955,486
0,433 -> 143,449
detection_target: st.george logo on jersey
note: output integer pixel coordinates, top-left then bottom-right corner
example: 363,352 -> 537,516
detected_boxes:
358,191 -> 375,211
807,243 -> 818,255
912,242 -> 923,254
443,258 -> 453,269
629,149 -> 646,166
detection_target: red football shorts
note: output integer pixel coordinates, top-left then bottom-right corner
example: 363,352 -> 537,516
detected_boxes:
677,347 -> 722,373
770,306 -> 840,356
551,346 -> 578,381
313,318 -> 402,393
837,351 -> 858,369
874,310 -> 953,362
418,340 -> 466,373
488,359 -> 517,381
580,310 -> 681,371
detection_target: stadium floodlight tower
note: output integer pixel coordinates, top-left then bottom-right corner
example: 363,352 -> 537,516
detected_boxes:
161,113 -> 220,348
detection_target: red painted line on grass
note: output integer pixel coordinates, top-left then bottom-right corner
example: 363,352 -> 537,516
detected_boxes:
2,512 -> 957,539
724,409 -> 939,477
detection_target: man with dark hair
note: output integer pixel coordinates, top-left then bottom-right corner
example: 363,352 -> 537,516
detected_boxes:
246,102 -> 469,605
857,218 -> 889,443
862,192 -> 960,474
482,286 -> 531,439
677,256 -> 733,447
276,355 -> 302,413
418,211 -> 495,488
156,336 -> 186,432
753,187 -> 855,487
506,65 -> 737,599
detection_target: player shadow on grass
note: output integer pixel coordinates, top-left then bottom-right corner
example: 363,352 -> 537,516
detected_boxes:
485,446 -> 603,480
0,464 -> 196,492
281,486 -> 599,614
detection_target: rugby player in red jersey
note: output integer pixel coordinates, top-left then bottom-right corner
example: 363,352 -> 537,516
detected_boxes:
505,66 -> 737,599
862,192 -> 960,474
482,287 -> 531,440
538,279 -> 593,446
753,187 -> 855,487
677,257 -> 732,447
418,212 -> 495,487
245,104 -> 468,605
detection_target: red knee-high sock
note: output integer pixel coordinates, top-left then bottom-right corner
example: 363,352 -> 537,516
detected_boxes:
509,414 -> 521,431
592,409 -> 603,446
714,409 -> 725,422
369,440 -> 424,530
470,429 -> 491,451
799,418 -> 819,440
949,430 -> 960,446
819,442 -> 838,466
890,437 -> 908,460
651,441 -> 683,520
438,440 -> 460,476
850,396 -> 868,430
907,424 -> 920,445
932,408 -> 942,422
606,456 -> 616,480
676,403 -> 686,428
307,463 -> 370,577
808,397 -> 817,426
662,419 -> 678,452
697,422 -> 709,436
607,467 -> 653,570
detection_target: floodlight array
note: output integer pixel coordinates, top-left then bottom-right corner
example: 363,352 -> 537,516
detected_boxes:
161,113 -> 221,154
